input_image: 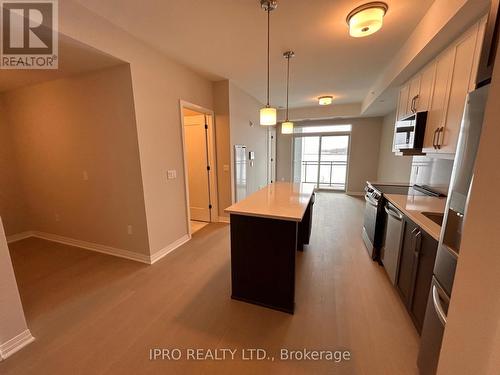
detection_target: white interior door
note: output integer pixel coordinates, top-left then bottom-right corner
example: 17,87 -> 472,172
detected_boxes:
184,115 -> 211,222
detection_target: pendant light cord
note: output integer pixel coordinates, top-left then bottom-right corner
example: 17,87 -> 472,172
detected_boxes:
286,54 -> 290,121
267,7 -> 271,107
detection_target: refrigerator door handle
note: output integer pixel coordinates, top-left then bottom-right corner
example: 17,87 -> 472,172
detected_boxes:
432,285 -> 447,326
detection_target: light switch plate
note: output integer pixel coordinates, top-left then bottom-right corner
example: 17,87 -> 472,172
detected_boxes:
167,170 -> 177,180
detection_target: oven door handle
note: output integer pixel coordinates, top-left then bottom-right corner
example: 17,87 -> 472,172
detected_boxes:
364,194 -> 379,207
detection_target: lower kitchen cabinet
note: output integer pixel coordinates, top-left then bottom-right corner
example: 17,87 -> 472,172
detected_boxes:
396,216 -> 439,334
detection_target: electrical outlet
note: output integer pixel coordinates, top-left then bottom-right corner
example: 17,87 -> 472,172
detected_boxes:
167,170 -> 177,180
55,213 -> 60,222
127,225 -> 133,235
83,171 -> 89,181
223,164 -> 230,172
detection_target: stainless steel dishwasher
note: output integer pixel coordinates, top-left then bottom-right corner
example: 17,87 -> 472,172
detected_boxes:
381,202 -> 404,285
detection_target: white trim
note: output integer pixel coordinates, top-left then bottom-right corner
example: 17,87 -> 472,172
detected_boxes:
0,329 -> 35,361
346,191 -> 365,196
32,231 -> 151,264
218,216 -> 230,224
149,234 -> 191,264
6,231 -> 35,244
6,231 -> 192,265
179,100 -> 219,235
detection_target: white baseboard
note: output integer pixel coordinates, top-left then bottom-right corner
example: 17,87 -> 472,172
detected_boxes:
218,216 -> 230,224
149,234 -> 191,264
346,191 -> 364,196
0,329 -> 35,361
6,231 -> 192,265
6,231 -> 35,244
32,231 -> 151,264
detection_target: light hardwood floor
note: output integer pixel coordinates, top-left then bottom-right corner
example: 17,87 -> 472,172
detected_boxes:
0,193 -> 419,374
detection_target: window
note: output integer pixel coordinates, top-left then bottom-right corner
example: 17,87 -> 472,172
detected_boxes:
293,134 -> 350,191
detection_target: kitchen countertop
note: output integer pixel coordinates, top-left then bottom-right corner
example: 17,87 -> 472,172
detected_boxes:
385,193 -> 447,241
225,182 -> 315,222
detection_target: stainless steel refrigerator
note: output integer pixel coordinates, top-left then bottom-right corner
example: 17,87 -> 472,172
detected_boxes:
234,145 -> 247,202
417,84 -> 490,374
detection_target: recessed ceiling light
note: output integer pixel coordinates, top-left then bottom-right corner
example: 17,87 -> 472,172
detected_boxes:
318,96 -> 333,106
346,2 -> 388,38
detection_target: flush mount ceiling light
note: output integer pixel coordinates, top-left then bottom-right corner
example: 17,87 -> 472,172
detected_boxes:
318,96 -> 333,106
346,2 -> 388,38
260,0 -> 278,126
281,50 -> 295,135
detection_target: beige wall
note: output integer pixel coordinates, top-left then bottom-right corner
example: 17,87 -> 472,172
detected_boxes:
276,130 -> 293,182
228,82 -> 268,197
276,117 -> 383,193
0,217 -> 31,358
2,65 -> 150,255
437,45 -> 500,375
60,0 -> 214,254
348,118 -> 383,193
213,81 -> 232,217
0,98 -> 30,236
376,111 -> 412,183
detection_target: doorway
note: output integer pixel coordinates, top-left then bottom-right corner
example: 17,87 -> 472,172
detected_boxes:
180,102 -> 218,235
293,133 -> 350,191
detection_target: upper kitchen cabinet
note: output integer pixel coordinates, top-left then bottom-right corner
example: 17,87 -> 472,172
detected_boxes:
423,47 -> 455,152
396,73 -> 427,120
394,17 -> 487,155
439,24 -> 483,153
415,62 -> 436,113
397,82 -> 410,120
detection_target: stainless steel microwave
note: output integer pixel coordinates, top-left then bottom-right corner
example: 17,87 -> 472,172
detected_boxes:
393,111 -> 428,153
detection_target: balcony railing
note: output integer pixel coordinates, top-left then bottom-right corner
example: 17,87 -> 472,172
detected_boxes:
301,160 -> 347,190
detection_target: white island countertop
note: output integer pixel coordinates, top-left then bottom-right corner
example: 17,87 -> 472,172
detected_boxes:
225,182 -> 315,222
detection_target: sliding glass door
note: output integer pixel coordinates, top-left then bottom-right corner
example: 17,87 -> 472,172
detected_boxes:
293,134 -> 349,191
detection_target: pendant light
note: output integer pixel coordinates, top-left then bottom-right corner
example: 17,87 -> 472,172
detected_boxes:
281,51 -> 295,135
260,0 -> 278,126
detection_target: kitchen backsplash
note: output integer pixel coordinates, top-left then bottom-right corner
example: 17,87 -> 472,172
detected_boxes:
410,156 -> 454,195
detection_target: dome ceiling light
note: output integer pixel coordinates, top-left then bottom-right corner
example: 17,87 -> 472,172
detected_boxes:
318,96 -> 333,106
346,2 -> 388,38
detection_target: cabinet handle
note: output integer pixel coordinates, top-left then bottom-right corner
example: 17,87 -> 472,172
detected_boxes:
408,229 -> 422,308
436,127 -> 444,149
411,95 -> 419,113
432,129 -> 439,149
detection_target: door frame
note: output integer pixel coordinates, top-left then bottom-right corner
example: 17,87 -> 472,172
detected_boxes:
179,100 -> 219,236
291,131 -> 351,191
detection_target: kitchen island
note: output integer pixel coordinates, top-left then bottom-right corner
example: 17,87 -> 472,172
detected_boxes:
225,182 -> 315,314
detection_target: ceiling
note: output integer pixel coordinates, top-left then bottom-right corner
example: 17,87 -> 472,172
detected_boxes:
75,0 -> 434,110
0,34 -> 125,93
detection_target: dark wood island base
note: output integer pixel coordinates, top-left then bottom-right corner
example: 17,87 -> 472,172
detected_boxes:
226,183 -> 314,314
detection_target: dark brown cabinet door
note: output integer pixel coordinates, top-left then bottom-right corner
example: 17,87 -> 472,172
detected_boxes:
410,230 -> 438,333
396,216 -> 439,334
396,218 -> 419,306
